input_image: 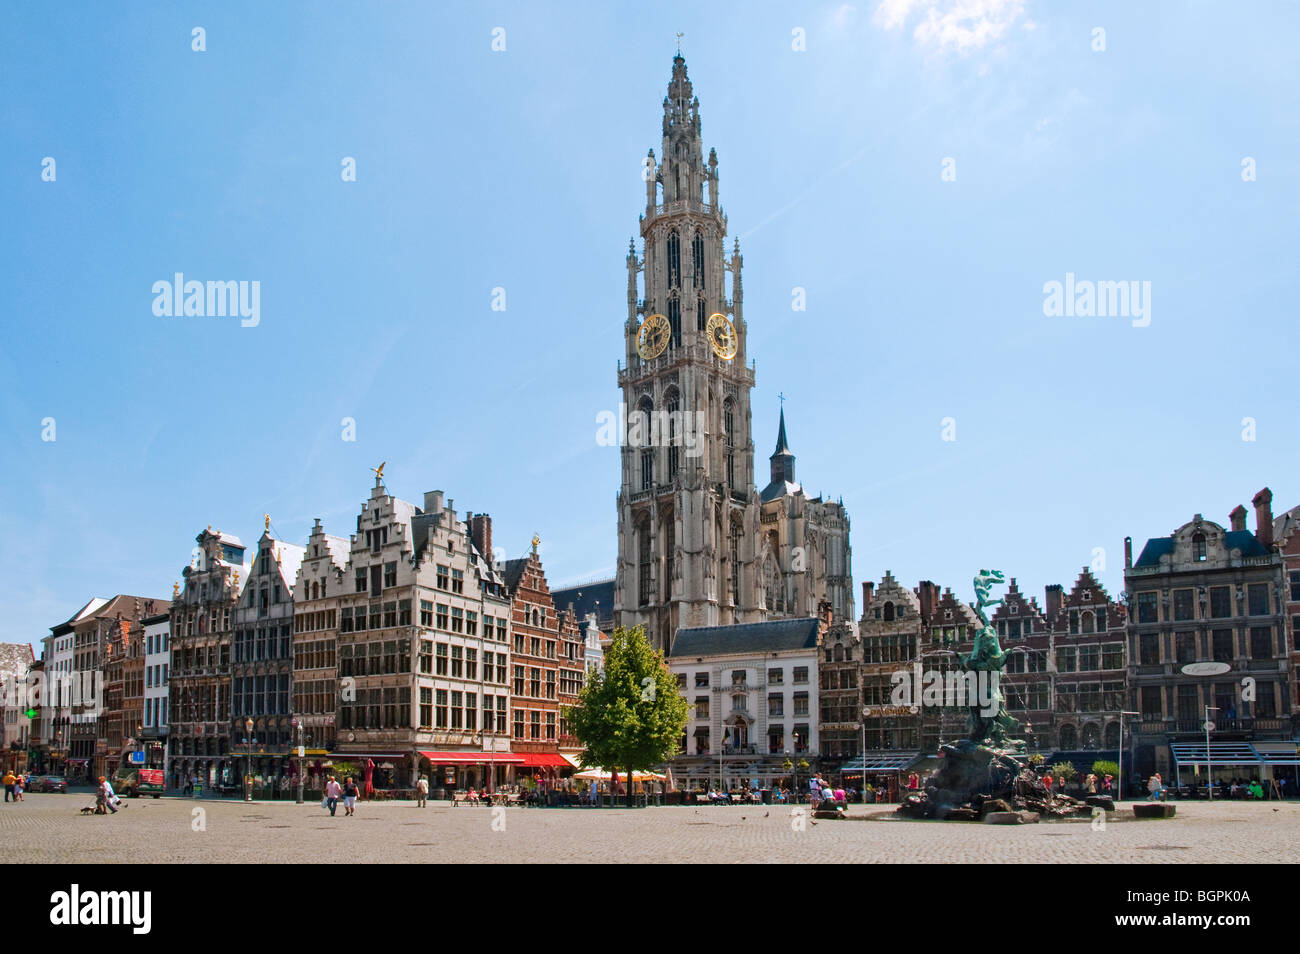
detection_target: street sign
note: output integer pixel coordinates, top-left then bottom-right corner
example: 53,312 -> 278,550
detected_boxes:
128,750 -> 146,764
297,745 -> 305,758
1203,721 -> 1215,732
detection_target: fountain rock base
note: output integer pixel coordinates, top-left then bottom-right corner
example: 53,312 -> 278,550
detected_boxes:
897,741 -> 1087,820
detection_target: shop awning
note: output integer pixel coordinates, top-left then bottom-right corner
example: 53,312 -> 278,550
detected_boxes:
332,752 -> 409,760
515,753 -> 571,769
1170,742 -> 1300,766
561,753 -> 583,768
418,751 -> 524,765
838,752 -> 925,772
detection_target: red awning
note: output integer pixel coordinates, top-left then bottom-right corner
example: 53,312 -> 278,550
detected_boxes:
514,753 -> 571,769
418,751 -> 524,765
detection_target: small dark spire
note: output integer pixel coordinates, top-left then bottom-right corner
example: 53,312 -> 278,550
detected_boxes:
769,407 -> 795,486
773,406 -> 791,456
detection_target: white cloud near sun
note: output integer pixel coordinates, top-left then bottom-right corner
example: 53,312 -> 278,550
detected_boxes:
873,0 -> 1029,53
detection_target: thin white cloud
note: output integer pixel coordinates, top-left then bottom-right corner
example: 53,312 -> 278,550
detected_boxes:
873,0 -> 1028,53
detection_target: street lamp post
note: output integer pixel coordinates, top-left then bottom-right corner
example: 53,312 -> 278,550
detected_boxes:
243,717 -> 254,802
860,707 -> 868,805
1117,711 -> 1139,802
295,719 -> 304,805
1204,706 -> 1219,801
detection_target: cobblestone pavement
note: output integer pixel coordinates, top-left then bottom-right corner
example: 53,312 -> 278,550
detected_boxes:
1,793 -> 1295,863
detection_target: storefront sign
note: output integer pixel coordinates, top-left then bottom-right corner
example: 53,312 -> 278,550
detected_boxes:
1180,662 -> 1231,676
862,705 -> 918,718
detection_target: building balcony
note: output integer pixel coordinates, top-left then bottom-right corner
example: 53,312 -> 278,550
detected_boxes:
1137,717 -> 1287,737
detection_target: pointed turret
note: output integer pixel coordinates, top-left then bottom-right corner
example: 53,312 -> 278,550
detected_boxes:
761,408 -> 800,502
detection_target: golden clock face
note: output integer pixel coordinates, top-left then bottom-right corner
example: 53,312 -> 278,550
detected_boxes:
637,313 -> 671,360
706,313 -> 738,360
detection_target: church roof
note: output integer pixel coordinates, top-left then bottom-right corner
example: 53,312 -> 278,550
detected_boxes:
670,617 -> 820,658
551,579 -> 616,630
760,479 -> 801,503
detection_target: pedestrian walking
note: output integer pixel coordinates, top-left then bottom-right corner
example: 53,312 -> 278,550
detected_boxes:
324,776 -> 341,816
415,775 -> 428,808
13,773 -> 24,802
2,770 -> 14,803
99,776 -> 119,814
343,777 -> 359,816
1147,773 -> 1163,801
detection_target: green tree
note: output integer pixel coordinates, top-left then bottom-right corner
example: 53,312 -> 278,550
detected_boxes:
328,761 -> 359,781
1091,760 -> 1119,780
565,626 -> 689,806
1052,761 -> 1079,789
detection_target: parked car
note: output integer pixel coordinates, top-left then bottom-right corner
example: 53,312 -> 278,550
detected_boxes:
30,775 -> 67,793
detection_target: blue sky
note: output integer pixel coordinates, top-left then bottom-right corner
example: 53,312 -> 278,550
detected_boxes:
2,1 -> 1297,649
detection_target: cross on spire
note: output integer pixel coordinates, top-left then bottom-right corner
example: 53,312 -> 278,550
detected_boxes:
675,31 -> 684,54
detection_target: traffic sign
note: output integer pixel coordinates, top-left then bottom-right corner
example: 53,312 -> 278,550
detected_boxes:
1203,721 -> 1215,732
128,750 -> 146,764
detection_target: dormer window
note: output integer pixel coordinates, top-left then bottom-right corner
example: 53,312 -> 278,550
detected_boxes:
1192,532 -> 1207,562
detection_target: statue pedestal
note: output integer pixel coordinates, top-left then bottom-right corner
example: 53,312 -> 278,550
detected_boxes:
898,741 -> 1086,820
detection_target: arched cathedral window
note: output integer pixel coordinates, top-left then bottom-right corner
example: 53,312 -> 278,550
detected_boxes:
764,555 -> 784,614
668,298 -> 681,349
667,231 -> 681,288
729,521 -> 741,605
638,520 -> 652,608
663,516 -> 675,601
639,397 -> 654,491
692,231 -> 704,289
666,390 -> 680,481
723,398 -> 735,490
697,297 -> 706,332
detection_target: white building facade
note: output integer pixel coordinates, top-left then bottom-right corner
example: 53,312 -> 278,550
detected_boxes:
668,617 -> 824,791
141,611 -> 171,779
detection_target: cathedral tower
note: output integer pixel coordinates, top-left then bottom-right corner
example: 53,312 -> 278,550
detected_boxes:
614,55 -> 763,651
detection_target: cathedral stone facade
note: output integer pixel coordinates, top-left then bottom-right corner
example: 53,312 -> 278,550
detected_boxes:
612,55 -> 852,653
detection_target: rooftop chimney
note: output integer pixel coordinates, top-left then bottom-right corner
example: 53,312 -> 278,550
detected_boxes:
1229,505 -> 1248,532
469,514 -> 493,563
1124,536 -> 1133,569
917,581 -> 939,623
1253,487 -> 1274,548
424,491 -> 444,513
861,580 -> 874,611
1045,584 -> 1064,622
